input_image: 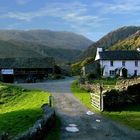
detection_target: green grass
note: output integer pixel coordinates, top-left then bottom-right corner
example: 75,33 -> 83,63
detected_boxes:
71,80 -> 140,131
91,78 -> 117,85
71,81 -> 98,112
90,78 -> 117,89
0,83 -> 50,138
102,105 -> 140,131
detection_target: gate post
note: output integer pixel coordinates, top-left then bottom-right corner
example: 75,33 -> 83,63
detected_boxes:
100,84 -> 104,111
49,95 -> 53,107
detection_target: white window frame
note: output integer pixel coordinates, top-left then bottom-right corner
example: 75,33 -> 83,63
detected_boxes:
109,70 -> 115,76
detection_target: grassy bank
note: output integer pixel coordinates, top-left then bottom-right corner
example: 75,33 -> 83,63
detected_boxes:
71,81 -> 97,111
71,80 -> 140,131
0,83 -> 50,138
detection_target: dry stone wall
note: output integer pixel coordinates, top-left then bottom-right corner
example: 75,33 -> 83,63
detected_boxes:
13,105 -> 56,140
79,77 -> 140,111
0,105 -> 56,140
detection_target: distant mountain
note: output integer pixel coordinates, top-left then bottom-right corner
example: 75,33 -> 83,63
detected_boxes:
0,39 -> 82,64
0,30 -> 92,51
0,30 -> 93,64
80,26 -> 140,60
110,30 -> 140,50
0,40 -> 42,58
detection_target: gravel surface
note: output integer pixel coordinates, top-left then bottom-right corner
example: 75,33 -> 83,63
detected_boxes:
18,77 -> 140,140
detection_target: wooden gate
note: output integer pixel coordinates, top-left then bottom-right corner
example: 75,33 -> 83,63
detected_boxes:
90,92 -> 104,111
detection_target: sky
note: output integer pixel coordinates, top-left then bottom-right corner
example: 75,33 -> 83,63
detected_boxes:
0,0 -> 140,41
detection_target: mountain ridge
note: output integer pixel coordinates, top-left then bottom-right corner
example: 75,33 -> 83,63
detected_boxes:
0,29 -> 93,51
79,26 -> 140,60
0,29 -> 93,64
110,29 -> 140,50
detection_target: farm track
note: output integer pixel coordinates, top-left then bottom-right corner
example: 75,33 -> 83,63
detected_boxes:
19,77 -> 140,140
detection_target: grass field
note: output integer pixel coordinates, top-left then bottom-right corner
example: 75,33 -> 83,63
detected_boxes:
71,80 -> 140,131
0,83 -> 50,138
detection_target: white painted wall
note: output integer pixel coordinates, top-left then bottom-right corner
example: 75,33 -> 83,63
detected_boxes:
100,60 -> 140,77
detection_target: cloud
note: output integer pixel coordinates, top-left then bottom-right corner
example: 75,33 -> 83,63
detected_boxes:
0,2 -> 87,21
15,0 -> 32,5
93,0 -> 140,15
0,2 -> 106,26
0,1 -> 109,40
1,12 -> 31,21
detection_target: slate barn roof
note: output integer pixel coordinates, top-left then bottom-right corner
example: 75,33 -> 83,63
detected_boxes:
0,57 -> 55,69
99,51 -> 140,60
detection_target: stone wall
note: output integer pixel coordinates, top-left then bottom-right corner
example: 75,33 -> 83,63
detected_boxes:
79,77 -> 140,111
103,83 -> 140,110
14,105 -> 56,140
115,77 -> 140,90
79,82 -> 102,94
0,105 -> 56,140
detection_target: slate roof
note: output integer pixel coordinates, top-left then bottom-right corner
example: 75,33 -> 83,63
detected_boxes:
0,57 -> 55,68
99,51 -> 140,60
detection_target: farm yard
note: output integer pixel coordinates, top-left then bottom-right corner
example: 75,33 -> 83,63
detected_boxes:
0,77 -> 139,140
17,77 -> 140,140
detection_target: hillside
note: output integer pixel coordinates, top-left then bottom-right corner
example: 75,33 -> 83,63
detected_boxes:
80,26 -> 140,60
0,40 -> 42,58
0,40 -> 81,64
0,30 -> 92,51
110,30 -> 140,50
0,30 -> 92,64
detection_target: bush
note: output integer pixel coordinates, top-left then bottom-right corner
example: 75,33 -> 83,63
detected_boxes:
71,61 -> 82,75
80,57 -> 94,67
52,74 -> 64,79
86,73 -> 97,80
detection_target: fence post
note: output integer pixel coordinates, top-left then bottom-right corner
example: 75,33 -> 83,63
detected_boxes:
49,95 -> 53,107
99,84 -> 103,111
101,94 -> 104,111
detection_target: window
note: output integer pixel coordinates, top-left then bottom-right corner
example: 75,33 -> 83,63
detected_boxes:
122,61 -> 125,66
110,61 -> 113,66
134,70 -> 137,76
110,70 -> 115,76
135,60 -> 138,67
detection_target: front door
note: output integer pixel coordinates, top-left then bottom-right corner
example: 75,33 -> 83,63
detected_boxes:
122,68 -> 128,78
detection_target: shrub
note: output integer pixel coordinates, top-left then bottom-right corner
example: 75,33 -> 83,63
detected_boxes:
86,73 -> 98,80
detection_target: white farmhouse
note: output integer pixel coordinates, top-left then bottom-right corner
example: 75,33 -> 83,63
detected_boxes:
95,48 -> 140,77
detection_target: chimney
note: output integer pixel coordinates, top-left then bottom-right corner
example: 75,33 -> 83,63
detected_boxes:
137,47 -> 140,52
95,47 -> 103,60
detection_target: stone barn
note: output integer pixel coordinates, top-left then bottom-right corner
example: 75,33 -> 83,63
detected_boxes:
0,57 -> 55,83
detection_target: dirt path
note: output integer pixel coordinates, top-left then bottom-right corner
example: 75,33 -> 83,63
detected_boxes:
18,77 -> 140,140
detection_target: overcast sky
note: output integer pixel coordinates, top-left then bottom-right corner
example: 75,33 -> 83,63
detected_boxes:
0,0 -> 140,41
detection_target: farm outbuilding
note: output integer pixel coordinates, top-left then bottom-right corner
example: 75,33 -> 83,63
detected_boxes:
0,57 -> 55,83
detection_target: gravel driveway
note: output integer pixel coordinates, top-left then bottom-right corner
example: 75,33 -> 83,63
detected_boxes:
18,77 -> 140,140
